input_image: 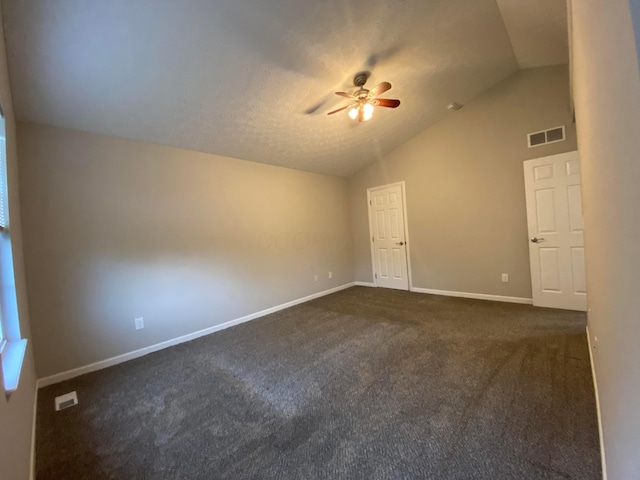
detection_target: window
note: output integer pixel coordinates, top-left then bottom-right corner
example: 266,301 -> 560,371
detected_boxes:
0,106 -> 27,394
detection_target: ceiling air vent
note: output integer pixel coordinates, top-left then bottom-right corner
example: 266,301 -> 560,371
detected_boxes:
527,126 -> 566,148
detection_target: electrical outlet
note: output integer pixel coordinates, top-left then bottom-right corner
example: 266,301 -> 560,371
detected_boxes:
328,271 -> 333,279
501,273 -> 509,283
135,317 -> 144,330
314,274 -> 318,282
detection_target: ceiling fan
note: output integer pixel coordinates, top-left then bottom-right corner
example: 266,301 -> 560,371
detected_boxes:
327,72 -> 400,122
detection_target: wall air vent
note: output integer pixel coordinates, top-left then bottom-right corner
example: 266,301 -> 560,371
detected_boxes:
527,126 -> 566,148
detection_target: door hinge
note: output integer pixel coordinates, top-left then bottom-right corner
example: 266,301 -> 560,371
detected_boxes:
375,273 -> 377,279
372,236 -> 374,242
369,200 -> 372,206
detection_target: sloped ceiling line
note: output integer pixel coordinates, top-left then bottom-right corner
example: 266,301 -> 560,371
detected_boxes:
495,0 -> 569,69
2,0 -> 565,177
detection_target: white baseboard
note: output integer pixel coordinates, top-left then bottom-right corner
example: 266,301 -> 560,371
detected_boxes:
586,326 -> 608,480
30,384 -> 38,480
354,281 -> 376,287
410,287 -> 533,305
37,282 -> 355,388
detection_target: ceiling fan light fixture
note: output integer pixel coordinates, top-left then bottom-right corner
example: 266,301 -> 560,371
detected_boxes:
327,74 -> 400,121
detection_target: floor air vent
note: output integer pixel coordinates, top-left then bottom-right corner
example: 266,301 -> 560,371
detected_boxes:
528,126 -> 566,148
54,391 -> 78,411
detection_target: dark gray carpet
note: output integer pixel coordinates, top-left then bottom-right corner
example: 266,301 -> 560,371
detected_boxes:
36,287 -> 601,479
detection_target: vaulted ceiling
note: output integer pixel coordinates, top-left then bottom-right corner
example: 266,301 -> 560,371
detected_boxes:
2,0 -> 568,177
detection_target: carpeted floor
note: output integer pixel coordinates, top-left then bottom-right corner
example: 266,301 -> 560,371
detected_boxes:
36,287 -> 601,479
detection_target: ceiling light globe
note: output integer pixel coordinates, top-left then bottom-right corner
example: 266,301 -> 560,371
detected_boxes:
363,103 -> 374,115
348,108 -> 358,120
363,111 -> 373,121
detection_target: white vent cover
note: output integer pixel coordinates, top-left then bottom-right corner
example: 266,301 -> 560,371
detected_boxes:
54,391 -> 78,411
528,126 -> 566,148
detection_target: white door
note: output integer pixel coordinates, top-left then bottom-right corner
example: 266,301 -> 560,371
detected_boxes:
524,151 -> 587,311
368,183 -> 409,290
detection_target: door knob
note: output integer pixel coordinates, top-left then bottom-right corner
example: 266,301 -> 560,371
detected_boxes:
530,237 -> 545,243
396,241 -> 405,246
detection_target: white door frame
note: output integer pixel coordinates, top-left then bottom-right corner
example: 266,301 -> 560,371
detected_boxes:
367,181 -> 413,290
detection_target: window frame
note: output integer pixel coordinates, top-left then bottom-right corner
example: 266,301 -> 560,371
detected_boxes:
0,102 -> 6,355
0,102 -> 27,395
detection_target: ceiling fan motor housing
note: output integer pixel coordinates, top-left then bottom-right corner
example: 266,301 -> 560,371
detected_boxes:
353,72 -> 370,88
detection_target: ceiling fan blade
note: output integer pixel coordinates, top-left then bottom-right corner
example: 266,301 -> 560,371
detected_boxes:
370,82 -> 392,96
327,104 -> 353,115
375,98 -> 401,108
334,92 -> 353,99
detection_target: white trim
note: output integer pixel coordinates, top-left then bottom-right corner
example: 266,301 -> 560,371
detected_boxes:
586,326 -> 607,480
366,189 -> 378,287
2,338 -> 27,392
354,281 -> 376,287
37,283 -> 355,388
366,181 -> 413,290
30,385 -> 38,480
410,287 -> 533,305
401,183 -> 413,290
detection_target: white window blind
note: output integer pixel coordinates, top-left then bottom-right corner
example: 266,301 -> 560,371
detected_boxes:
0,137 -> 7,231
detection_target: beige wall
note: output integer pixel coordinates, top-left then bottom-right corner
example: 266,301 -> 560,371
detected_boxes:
18,123 -> 353,378
572,1 -> 640,478
349,66 -> 576,299
0,3 -> 38,480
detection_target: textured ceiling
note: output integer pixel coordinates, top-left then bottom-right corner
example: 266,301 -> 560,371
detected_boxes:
496,0 -> 569,68
2,0 -> 526,177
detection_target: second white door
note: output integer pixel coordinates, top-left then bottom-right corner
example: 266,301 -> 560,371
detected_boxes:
524,151 -> 587,311
368,183 -> 409,290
